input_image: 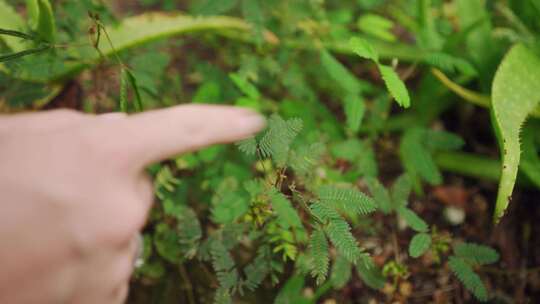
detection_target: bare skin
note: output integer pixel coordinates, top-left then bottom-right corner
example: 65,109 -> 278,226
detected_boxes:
0,105 -> 265,304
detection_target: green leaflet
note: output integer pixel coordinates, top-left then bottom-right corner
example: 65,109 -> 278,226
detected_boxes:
349,37 -> 411,108
379,64 -> 410,108
492,44 -> 540,222
408,233 -> 432,258
27,0 -> 56,43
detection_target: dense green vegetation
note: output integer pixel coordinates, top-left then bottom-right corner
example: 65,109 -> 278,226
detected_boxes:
2,0 -> 540,303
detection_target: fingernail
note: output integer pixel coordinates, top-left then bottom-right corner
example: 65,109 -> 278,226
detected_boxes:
237,112 -> 266,133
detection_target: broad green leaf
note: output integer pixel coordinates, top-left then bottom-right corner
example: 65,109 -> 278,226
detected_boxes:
0,0 -> 27,51
492,44 -> 540,222
26,0 -> 40,29
379,64 -> 410,108
28,0 -> 56,43
409,233 -> 431,258
9,13 -> 251,82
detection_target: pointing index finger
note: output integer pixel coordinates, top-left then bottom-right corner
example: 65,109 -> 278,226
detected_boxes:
107,105 -> 265,169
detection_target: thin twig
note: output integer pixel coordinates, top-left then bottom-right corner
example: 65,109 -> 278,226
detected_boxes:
178,264 -> 196,304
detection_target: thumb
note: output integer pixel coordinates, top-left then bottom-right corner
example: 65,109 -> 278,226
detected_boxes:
102,104 -> 265,169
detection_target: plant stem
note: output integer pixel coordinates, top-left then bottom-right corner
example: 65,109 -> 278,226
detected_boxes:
433,151 -> 534,187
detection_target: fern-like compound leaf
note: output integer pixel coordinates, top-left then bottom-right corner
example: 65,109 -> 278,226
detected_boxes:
237,137 -> 258,155
259,115 -> 302,167
454,243 -> 499,265
211,240 -> 239,293
398,207 -> 428,232
408,233 -> 432,258
243,246 -> 271,291
324,219 -> 363,263
270,191 -> 303,229
330,254 -> 352,289
356,255 -> 386,289
309,227 -> 329,285
318,185 -> 377,216
289,142 -> 324,177
449,256 -> 488,302
310,201 -> 342,222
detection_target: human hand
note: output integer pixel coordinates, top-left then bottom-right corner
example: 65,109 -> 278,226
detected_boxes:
0,105 -> 265,304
